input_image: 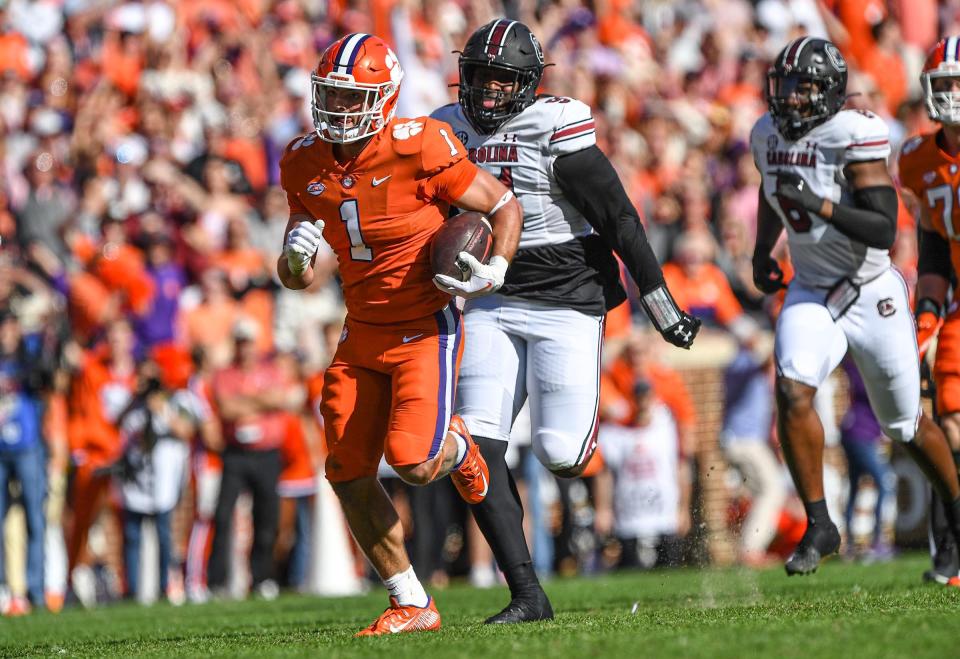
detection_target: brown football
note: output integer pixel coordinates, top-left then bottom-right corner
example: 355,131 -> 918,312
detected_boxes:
430,212 -> 493,282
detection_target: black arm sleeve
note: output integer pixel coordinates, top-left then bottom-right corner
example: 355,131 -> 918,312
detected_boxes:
553,146 -> 665,294
918,226 -> 953,279
754,188 -> 785,259
827,185 -> 898,250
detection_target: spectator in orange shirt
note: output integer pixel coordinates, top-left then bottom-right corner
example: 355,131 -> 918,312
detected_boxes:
90,217 -> 156,318
858,18 -> 908,116
0,29 -> 29,81
180,268 -> 241,368
211,217 -> 274,354
601,328 -> 697,458
274,349 -> 319,592
662,230 -> 758,342
65,318 -> 138,607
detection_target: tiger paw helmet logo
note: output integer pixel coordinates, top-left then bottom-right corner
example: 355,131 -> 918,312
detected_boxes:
384,47 -> 404,86
392,120 -> 423,140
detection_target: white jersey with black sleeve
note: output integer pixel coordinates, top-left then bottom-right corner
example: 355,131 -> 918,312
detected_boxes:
750,109 -> 892,288
432,95 -> 597,248
431,96 -> 618,314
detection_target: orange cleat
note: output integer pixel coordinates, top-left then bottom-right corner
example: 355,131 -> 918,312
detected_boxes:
3,597 -> 31,617
947,576 -> 960,588
448,416 -> 489,504
355,596 -> 442,637
45,592 -> 65,614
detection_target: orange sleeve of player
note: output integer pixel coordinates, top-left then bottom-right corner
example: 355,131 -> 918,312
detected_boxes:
896,151 -> 920,198
279,139 -> 311,215
418,119 -> 479,202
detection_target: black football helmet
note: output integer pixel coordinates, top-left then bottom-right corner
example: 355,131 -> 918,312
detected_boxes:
458,19 -> 545,133
767,37 -> 848,140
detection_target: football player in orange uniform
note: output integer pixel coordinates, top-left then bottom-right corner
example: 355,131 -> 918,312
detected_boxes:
277,33 -> 522,636
899,36 -> 960,585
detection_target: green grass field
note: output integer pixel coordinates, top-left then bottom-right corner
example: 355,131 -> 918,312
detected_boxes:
1,553 -> 956,658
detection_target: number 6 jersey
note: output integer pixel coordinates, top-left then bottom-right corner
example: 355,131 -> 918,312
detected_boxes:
749,109 -> 892,287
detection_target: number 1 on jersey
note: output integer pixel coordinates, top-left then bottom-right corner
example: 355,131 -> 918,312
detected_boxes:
339,199 -> 372,261
438,128 -> 459,156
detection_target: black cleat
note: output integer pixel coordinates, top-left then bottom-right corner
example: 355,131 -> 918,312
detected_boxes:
785,522 -> 841,576
484,588 -> 554,624
925,490 -> 959,584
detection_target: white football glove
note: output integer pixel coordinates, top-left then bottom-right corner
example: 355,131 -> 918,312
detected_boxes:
283,220 -> 326,276
433,253 -> 508,300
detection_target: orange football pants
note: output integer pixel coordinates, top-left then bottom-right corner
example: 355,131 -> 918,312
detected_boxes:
321,303 -> 463,482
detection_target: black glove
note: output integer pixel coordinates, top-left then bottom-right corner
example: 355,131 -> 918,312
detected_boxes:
752,255 -> 787,294
661,312 -> 701,350
775,172 -> 824,214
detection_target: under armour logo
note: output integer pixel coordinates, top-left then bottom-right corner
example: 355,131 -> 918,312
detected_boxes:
674,326 -> 692,343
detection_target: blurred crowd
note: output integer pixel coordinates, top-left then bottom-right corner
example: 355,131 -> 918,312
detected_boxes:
0,0 -> 950,614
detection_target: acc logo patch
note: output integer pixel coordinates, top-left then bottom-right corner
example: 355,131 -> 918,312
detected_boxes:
306,179 -> 326,196
455,130 -> 469,146
923,171 -> 937,184
392,120 -> 423,140
767,134 -> 778,150
877,297 -> 896,318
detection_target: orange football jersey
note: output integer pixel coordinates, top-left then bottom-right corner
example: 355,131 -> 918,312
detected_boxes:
279,116 -> 478,324
899,131 -> 960,276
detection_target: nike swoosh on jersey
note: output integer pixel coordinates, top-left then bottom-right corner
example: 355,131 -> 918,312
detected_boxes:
372,174 -> 392,187
402,333 -> 424,343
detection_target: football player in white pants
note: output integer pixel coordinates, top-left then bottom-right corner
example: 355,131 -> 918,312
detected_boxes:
751,36 -> 960,575
432,19 -> 700,622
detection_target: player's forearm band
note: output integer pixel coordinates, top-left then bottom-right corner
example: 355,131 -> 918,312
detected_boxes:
828,185 -> 897,250
488,190 -> 514,216
641,284 -> 682,332
918,227 -> 952,279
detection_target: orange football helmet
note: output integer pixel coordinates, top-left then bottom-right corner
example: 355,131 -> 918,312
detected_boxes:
312,33 -> 404,143
922,36 -> 960,125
